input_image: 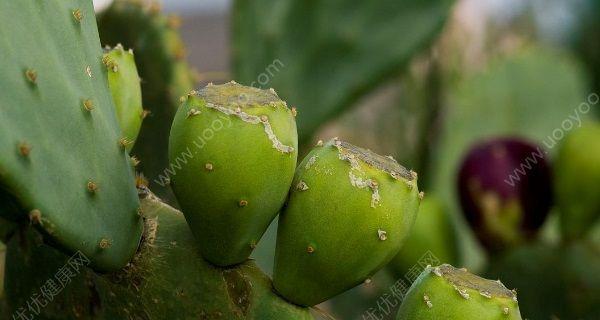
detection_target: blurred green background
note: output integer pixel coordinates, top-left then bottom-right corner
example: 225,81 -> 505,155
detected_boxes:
128,0 -> 599,318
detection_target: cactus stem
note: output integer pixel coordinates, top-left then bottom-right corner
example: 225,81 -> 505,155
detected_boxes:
296,181 -> 309,191
204,163 -> 213,171
238,199 -> 248,207
72,9 -> 83,22
18,141 -> 31,157
98,238 -> 112,249
83,99 -> 94,111
24,68 -> 37,84
377,229 -> 387,241
87,180 -> 98,194
29,209 -> 42,225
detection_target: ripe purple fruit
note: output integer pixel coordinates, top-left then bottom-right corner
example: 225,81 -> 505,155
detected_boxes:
457,137 -> 552,252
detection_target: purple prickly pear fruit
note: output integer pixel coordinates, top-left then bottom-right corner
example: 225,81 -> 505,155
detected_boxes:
457,137 -> 552,252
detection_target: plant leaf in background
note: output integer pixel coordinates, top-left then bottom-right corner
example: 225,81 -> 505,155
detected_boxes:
232,0 -> 455,143
429,46 -> 592,269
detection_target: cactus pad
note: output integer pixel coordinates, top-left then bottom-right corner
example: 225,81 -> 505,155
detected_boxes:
169,82 -> 298,266
0,0 -> 142,271
103,44 -> 144,152
273,138 -> 420,306
396,264 -> 522,319
4,192 -> 313,319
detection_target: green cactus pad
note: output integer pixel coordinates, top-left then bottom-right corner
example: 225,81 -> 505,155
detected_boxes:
98,0 -> 197,196
396,264 -> 522,320
169,82 -> 298,266
555,123 -> 600,240
104,44 -> 143,152
0,0 -> 142,271
389,195 -> 459,277
4,192 -> 313,319
273,139 -> 420,306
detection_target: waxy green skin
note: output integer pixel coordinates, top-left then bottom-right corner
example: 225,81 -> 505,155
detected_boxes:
397,264 -> 522,320
4,193 -> 313,320
0,0 -> 142,271
389,196 -> 458,277
555,123 -> 600,240
274,139 -> 420,306
169,82 -> 298,266
104,45 -> 143,152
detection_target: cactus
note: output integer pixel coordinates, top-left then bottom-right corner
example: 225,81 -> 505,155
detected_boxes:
273,138 -> 420,306
97,0 -> 197,195
396,264 -> 522,319
554,123 -> 600,240
168,82 -> 298,266
457,138 -> 552,252
486,241 -> 600,319
103,44 -> 144,152
389,195 -> 459,277
0,0 -> 142,271
4,192 -> 314,319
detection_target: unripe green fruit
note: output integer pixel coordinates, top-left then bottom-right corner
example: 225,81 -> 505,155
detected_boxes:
555,123 -> 600,240
104,44 -> 143,152
397,264 -> 522,320
169,82 -> 298,266
389,195 -> 458,277
273,139 -> 420,306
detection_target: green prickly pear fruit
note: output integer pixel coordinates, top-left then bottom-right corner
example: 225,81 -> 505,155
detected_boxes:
396,264 -> 522,320
103,44 -> 143,152
389,195 -> 459,277
554,123 -> 600,240
169,82 -> 298,266
273,138 -> 420,306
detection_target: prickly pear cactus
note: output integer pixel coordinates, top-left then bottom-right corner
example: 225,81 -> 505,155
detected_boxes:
389,195 -> 458,277
555,123 -> 600,240
103,44 -> 144,152
233,0 -> 455,142
274,138 -> 420,306
97,0 -> 197,195
0,0 -> 142,271
4,193 -> 314,320
396,264 -> 522,319
169,82 -> 298,266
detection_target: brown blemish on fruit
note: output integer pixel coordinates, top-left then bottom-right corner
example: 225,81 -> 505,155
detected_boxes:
307,246 -> 315,253
87,180 -> 98,194
435,264 -> 516,300
205,163 -> 214,171
238,200 -> 248,207
83,99 -> 94,111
